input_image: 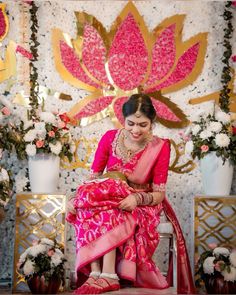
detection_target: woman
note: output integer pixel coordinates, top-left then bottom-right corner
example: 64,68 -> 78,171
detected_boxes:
67,94 -> 195,294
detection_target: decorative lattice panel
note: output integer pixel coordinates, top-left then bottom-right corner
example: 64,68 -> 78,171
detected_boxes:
194,196 -> 236,257
12,193 -> 67,292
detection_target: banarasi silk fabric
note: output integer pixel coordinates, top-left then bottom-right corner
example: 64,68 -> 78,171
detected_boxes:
66,129 -> 195,294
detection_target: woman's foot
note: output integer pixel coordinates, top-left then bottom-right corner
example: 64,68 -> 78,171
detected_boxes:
88,277 -> 120,294
73,276 -> 98,294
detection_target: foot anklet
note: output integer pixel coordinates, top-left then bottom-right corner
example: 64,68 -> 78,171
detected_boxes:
100,272 -> 119,280
89,271 -> 101,277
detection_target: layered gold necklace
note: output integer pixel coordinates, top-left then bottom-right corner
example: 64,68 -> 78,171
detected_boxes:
116,129 -> 151,163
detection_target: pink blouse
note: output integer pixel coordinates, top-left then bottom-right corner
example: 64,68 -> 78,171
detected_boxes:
91,129 -> 170,192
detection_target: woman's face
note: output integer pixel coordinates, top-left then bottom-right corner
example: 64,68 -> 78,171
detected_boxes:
124,112 -> 152,143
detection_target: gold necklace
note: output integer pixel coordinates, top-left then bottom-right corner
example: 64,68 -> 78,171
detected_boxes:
117,130 -> 150,162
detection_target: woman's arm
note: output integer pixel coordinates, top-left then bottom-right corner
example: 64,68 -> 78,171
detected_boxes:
132,139 -> 170,206
151,139 -> 170,205
90,130 -> 114,177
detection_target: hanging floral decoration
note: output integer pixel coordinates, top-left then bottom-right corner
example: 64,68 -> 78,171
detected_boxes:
189,1 -> 236,114
219,1 -> 234,113
28,1 -> 40,118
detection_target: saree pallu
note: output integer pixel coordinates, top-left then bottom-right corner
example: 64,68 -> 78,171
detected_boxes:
67,177 -> 168,289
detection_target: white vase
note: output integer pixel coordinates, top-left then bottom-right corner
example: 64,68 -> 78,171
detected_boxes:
200,152 -> 234,196
28,153 -> 60,193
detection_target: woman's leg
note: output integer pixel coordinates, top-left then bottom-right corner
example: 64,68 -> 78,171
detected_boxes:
91,260 -> 101,273
87,249 -> 120,293
102,249 -> 116,274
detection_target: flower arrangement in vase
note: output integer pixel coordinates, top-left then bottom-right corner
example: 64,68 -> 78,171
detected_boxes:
17,238 -> 66,294
195,245 -> 236,294
184,109 -> 236,165
19,109 -> 76,161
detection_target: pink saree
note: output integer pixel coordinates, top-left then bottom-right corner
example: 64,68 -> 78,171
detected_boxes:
67,129 -> 195,294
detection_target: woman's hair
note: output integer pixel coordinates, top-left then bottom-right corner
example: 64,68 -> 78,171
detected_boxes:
122,94 -> 156,123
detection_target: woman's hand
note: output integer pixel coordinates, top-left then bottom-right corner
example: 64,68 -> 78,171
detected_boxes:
119,194 -> 138,211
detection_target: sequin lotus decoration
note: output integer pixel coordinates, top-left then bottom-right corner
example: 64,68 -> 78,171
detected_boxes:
52,2 -> 207,128
0,3 -> 9,41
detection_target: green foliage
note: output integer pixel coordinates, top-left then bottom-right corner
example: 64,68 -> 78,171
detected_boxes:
29,1 -> 39,119
219,1 -> 234,113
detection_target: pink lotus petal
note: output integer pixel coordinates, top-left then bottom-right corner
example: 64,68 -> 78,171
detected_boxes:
151,98 -> 181,122
16,45 -> 33,60
60,41 -> 101,89
82,24 -> 110,85
113,96 -> 128,125
147,43 -> 200,93
0,7 -> 7,40
75,96 -> 114,119
108,14 -> 148,91
146,25 -> 176,85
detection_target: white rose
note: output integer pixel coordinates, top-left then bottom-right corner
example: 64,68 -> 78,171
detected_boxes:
49,141 -> 62,155
26,144 -> 37,157
215,111 -> 231,124
40,112 -> 56,124
24,129 -> 37,142
213,247 -> 230,257
230,251 -> 236,268
28,244 -> 47,257
0,168 -> 9,182
191,125 -> 201,136
199,130 -> 213,140
34,122 -> 45,130
208,121 -> 222,133
222,267 -> 236,282
23,260 -> 35,276
203,256 -> 215,274
215,133 -> 230,148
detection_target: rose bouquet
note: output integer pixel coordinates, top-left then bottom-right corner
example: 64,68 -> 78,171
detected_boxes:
17,238 -> 66,284
22,110 -> 75,161
195,245 -> 236,292
184,110 -> 236,165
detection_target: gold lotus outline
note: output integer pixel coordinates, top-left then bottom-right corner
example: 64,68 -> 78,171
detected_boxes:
0,41 -> 17,83
169,139 -> 196,173
0,3 -> 9,42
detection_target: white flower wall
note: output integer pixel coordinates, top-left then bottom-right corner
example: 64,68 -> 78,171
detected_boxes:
0,0 -> 235,284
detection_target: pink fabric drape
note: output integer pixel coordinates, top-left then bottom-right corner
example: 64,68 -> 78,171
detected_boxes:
67,129 -> 195,293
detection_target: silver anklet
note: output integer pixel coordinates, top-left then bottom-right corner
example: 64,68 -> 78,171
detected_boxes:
89,271 -> 101,277
100,272 -> 119,280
